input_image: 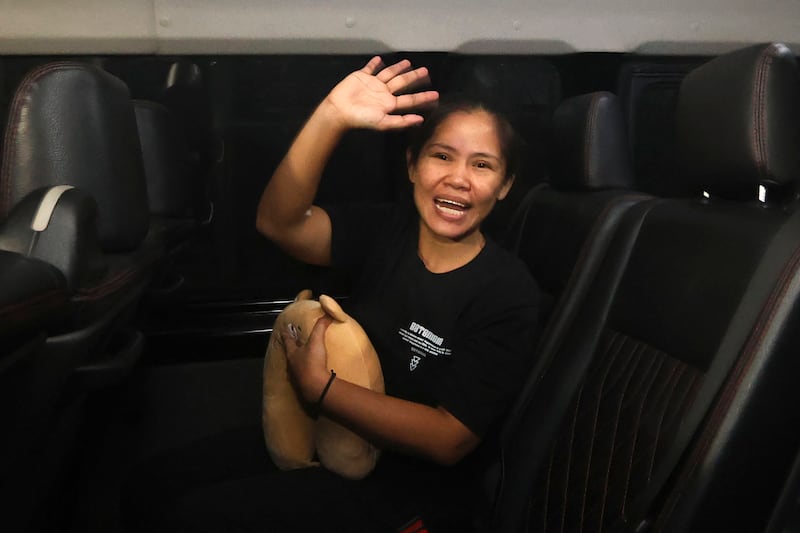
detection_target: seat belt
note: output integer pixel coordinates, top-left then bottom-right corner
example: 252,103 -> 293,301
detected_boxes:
611,206 -> 800,533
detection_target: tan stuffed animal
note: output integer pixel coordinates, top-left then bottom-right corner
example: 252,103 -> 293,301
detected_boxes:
262,290 -> 384,480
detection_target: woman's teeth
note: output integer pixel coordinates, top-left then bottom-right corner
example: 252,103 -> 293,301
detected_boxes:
435,198 -> 468,217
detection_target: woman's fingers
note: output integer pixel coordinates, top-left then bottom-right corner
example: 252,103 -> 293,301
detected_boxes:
370,91 -> 439,130
360,55 -> 385,75
374,58 -> 412,83
368,57 -> 433,95
345,57 -> 439,130
385,66 -> 432,95
283,316 -> 332,358
394,90 -> 440,112
308,315 -> 333,347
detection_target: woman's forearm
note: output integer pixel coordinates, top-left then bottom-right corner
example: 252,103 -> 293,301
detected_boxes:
317,375 -> 480,466
284,291 -> 479,466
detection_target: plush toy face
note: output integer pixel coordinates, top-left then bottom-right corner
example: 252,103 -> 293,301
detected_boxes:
262,290 -> 384,480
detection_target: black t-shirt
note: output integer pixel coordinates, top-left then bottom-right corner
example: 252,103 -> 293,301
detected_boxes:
327,201 -> 539,528
329,202 -> 539,438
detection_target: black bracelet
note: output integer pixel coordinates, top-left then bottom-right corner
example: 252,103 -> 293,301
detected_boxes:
316,369 -> 336,412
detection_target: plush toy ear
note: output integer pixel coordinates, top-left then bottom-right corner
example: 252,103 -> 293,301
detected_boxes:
294,289 -> 313,302
319,294 -> 347,323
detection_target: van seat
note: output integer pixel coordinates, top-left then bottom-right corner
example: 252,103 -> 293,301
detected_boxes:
490,42 -> 800,533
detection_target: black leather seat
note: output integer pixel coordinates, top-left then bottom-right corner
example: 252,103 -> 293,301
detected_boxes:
0,61 -> 160,531
0,251 -> 68,355
488,42 -> 800,533
0,249 -> 68,465
476,89 -> 647,529
159,59 -> 217,225
506,91 -> 646,326
134,99 -> 198,252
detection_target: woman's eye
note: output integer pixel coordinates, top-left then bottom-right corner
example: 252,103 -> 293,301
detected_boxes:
432,153 -> 449,161
475,161 -> 492,169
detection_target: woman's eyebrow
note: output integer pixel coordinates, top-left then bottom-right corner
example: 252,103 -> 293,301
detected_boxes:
428,143 -> 501,161
428,142 -> 457,152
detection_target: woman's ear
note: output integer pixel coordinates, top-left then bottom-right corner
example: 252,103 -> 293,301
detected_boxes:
406,148 -> 416,183
497,175 -> 515,200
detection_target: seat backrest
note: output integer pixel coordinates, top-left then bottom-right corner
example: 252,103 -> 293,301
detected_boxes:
507,91 -> 643,326
491,42 -> 800,533
476,90 -> 646,529
0,61 -> 150,253
0,62 -> 158,532
133,99 -> 194,220
649,42 -> 800,533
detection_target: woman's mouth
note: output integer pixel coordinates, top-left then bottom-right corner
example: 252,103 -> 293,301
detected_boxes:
434,197 -> 470,217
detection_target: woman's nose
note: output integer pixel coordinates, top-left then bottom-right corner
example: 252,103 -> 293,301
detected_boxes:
445,163 -> 470,189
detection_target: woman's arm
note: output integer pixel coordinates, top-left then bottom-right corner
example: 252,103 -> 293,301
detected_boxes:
284,317 -> 481,466
256,57 -> 439,266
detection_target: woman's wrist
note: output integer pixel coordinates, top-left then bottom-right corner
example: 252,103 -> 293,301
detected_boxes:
315,370 -> 336,412
300,365 -> 335,404
315,98 -> 351,135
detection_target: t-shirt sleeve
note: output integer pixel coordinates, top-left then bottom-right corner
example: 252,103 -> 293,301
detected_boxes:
435,264 -> 540,438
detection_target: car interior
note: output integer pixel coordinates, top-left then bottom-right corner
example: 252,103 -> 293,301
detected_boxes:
2,2 -> 800,532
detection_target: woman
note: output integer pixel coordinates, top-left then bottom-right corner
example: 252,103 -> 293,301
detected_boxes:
125,57 -> 538,533
256,56 -> 539,531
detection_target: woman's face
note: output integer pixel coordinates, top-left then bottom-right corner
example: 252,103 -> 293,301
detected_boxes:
408,110 -> 514,244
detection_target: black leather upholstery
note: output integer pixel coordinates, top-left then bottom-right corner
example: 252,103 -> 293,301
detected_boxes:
134,100 -> 193,219
551,91 -> 634,192
491,43 -> 800,533
0,61 -> 162,320
134,99 -> 199,253
481,91 -> 647,530
507,92 -> 643,325
676,43 -> 800,200
0,186 -> 104,292
0,62 -> 157,531
0,61 -> 150,252
0,250 -> 67,348
160,59 -> 218,171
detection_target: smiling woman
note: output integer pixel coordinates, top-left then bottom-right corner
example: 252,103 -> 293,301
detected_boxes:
407,104 -> 518,272
121,56 -> 540,533
6,3 -> 800,532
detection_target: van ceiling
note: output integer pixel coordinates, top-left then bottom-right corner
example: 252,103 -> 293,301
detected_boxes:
2,0 -> 799,56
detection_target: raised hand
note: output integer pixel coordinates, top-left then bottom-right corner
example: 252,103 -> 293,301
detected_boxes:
323,56 -> 439,131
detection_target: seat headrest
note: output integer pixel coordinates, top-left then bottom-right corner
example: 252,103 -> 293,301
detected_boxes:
0,61 -> 149,253
134,100 -> 193,218
164,60 -> 204,92
551,91 -> 634,192
676,43 -> 800,200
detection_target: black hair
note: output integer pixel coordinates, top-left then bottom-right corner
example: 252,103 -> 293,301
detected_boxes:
406,95 -> 521,182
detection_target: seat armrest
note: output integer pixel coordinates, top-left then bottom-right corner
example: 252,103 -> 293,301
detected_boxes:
0,186 -> 105,291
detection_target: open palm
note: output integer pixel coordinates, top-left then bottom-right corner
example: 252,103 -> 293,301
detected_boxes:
325,57 -> 439,131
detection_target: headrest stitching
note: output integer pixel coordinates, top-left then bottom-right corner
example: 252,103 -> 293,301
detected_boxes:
0,61 -> 97,218
752,49 -> 772,185
584,94 -> 600,185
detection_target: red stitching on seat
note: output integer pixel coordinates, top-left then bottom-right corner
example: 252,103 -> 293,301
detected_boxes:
752,48 -> 772,183
584,94 -> 601,184
575,331 -> 625,531
620,346 -> 662,516
0,288 -> 64,316
0,61 -> 97,217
